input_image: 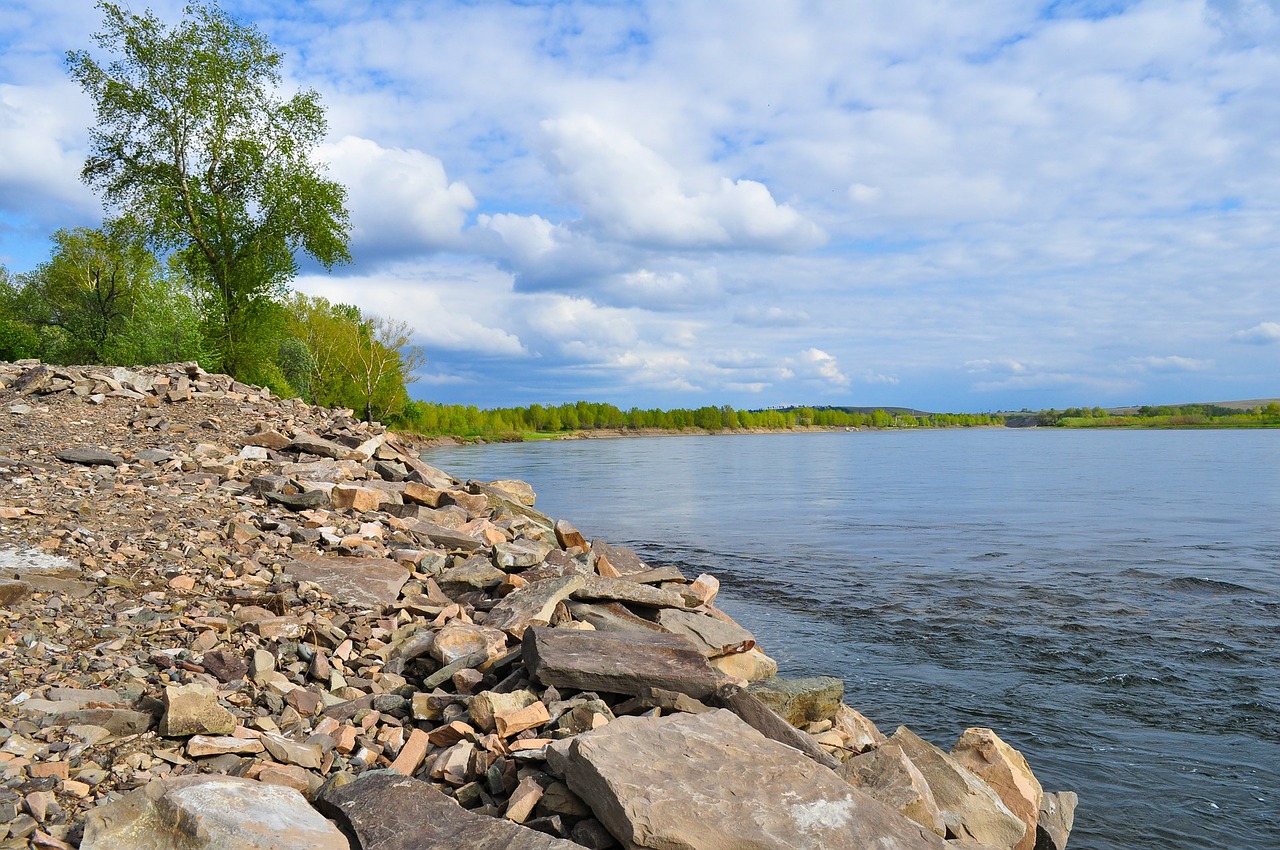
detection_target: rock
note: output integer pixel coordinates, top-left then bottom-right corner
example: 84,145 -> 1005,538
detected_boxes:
54,446 -> 123,467
260,732 -> 323,769
890,726 -> 1026,849
840,742 -> 945,835
547,709 -> 946,850
748,676 -> 846,727
655,607 -> 755,656
488,479 -> 536,505
200,650 -> 249,683
81,774 -> 348,849
411,518 -> 486,552
708,646 -> 778,681
469,690 -> 540,733
284,555 -> 409,608
494,701 -> 551,737
439,557 -> 506,593
286,434 -> 351,459
242,429 -> 292,450
524,626 -> 724,699
494,538 -> 554,569
590,540 -> 650,576
158,683 -> 236,737
265,488 -> 330,509
0,577 -> 33,606
952,727 -> 1043,850
572,575 -> 693,609
332,484 -> 386,513
553,519 -> 586,550
186,735 -> 266,758
319,769 -> 582,849
1034,791 -> 1078,850
485,576 -> 585,638
711,687 -> 842,769
832,703 -> 887,753
566,600 -> 666,633
432,623 -> 509,666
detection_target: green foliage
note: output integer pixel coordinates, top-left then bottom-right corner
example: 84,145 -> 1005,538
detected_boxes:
390,400 -> 1004,438
277,337 -> 315,401
67,0 -> 350,379
1039,403 -> 1280,429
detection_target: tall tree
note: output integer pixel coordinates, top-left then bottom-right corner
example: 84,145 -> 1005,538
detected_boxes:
67,1 -> 350,379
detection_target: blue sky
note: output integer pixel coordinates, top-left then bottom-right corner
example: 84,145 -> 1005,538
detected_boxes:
2,0 -> 1279,412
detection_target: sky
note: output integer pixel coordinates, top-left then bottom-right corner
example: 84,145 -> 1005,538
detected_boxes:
2,0 -> 1279,412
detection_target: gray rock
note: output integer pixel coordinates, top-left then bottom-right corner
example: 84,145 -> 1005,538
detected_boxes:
410,519 -> 486,552
524,626 -> 723,699
656,607 -> 755,656
485,576 -> 585,638
439,556 -> 505,593
890,726 -> 1026,849
284,555 -> 409,608
566,600 -> 667,633
286,434 -> 351,459
748,676 -> 846,726
319,769 -> 581,849
1035,791 -> 1078,850
265,488 -> 330,509
547,709 -> 947,850
494,538 -> 555,569
590,540 -> 650,576
55,446 -> 123,466
82,774 -> 349,850
572,575 -> 694,609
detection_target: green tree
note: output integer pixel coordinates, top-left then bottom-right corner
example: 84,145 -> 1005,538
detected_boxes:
22,222 -> 158,362
67,1 -> 350,379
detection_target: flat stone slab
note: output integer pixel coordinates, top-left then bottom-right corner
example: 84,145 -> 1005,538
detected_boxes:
284,555 -> 409,608
286,434 -> 351,459
485,575 -> 585,637
523,626 -> 723,699
571,575 -> 694,609
547,709 -> 947,850
410,519 -> 486,552
319,769 -> 582,849
82,774 -> 349,850
656,607 -> 755,657
55,446 -> 123,466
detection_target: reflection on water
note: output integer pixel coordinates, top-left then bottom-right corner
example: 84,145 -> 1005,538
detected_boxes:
427,429 -> 1280,850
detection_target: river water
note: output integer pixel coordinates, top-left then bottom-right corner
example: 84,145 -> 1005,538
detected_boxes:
424,429 -> 1280,850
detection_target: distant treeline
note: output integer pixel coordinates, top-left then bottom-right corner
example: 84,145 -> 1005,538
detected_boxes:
1037,403 -> 1280,428
393,401 -> 1004,438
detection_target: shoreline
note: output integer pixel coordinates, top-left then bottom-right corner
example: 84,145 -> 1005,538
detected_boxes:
0,360 -> 1075,850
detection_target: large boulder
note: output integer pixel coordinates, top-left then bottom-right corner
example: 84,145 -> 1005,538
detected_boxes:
889,726 -> 1026,849
951,727 -> 1043,850
81,775 -> 349,849
284,555 -> 409,609
840,742 -> 945,835
1035,791 -> 1078,850
547,708 -> 947,850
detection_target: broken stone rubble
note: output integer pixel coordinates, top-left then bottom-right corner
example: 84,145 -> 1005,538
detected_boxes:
0,359 -> 1076,850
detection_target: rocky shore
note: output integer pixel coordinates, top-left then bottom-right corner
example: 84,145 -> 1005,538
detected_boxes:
0,360 -> 1076,850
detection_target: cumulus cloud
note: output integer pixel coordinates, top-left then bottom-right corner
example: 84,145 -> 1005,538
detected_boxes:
1233,321 -> 1280,344
317,135 -> 476,256
793,348 -> 851,388
538,114 -> 825,251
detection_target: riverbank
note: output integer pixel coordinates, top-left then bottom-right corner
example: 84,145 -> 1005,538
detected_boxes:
0,360 -> 1075,850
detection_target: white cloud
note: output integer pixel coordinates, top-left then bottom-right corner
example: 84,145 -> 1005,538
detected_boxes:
793,348 -> 851,388
1127,355 -> 1213,373
1233,321 -> 1280,344
538,114 -> 825,250
733,305 -> 812,327
317,135 -> 476,256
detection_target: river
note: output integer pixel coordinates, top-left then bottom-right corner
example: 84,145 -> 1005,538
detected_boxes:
424,428 -> 1280,850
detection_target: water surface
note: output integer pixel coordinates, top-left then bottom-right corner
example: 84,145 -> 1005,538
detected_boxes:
427,429 -> 1280,850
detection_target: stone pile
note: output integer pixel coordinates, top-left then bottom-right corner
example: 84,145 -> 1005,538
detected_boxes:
0,359 -> 1077,849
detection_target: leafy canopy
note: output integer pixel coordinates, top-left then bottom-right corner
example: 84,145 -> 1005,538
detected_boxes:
66,1 -> 350,377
